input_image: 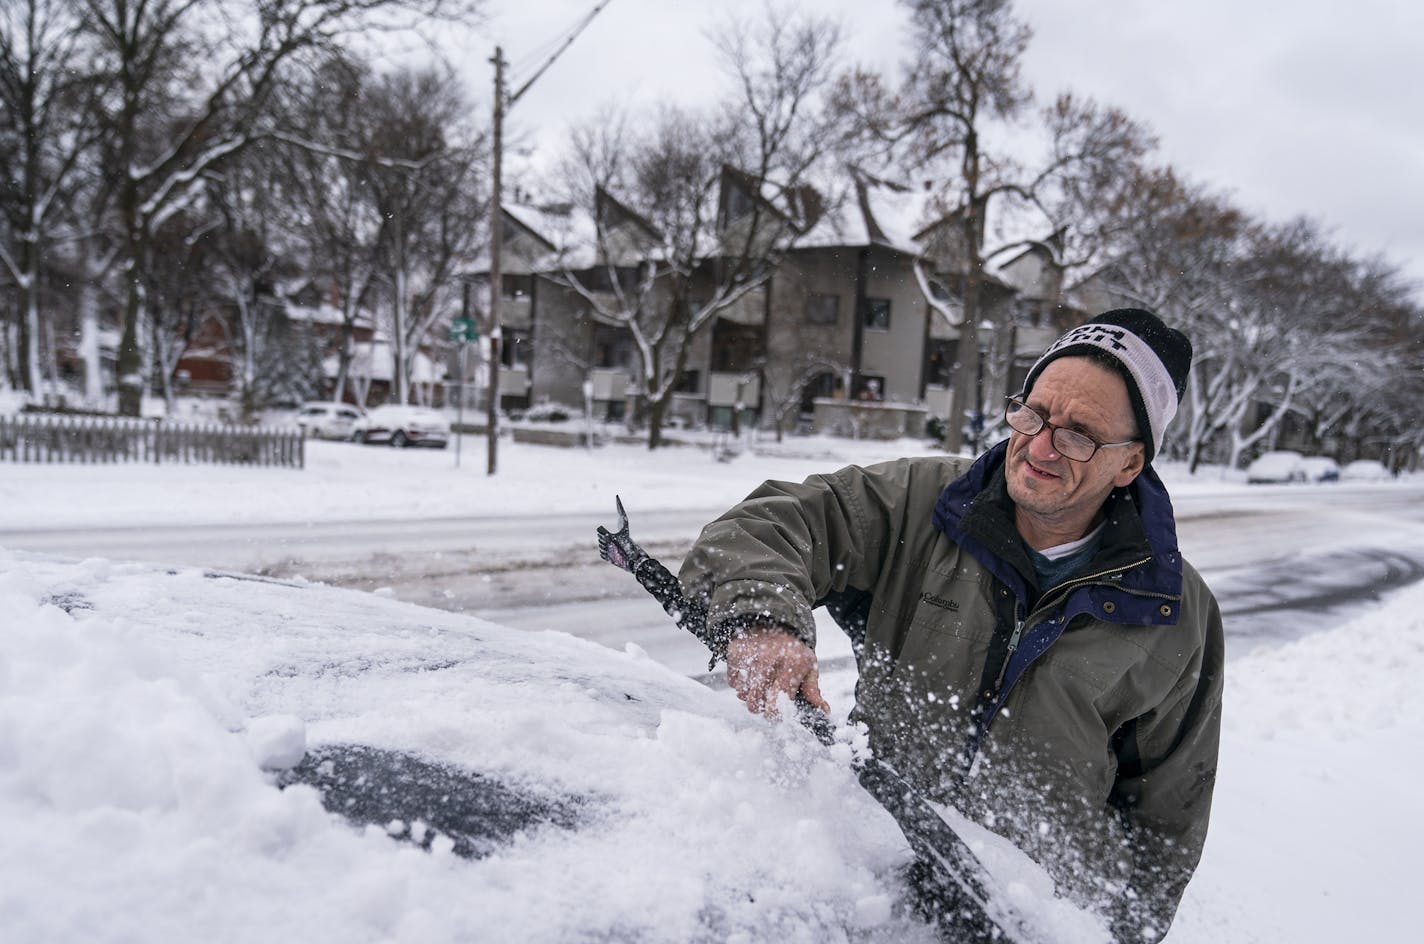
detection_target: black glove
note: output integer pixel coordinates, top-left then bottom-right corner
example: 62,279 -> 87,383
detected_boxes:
596,495 -> 649,574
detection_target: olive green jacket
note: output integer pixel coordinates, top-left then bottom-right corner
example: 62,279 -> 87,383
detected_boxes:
679,444 -> 1223,939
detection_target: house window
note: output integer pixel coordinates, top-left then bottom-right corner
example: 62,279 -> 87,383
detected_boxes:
502,274 -> 532,299
804,292 -> 840,325
725,182 -> 756,222
674,369 -> 702,394
502,329 -> 531,369
925,339 -> 958,387
854,375 -> 885,401
585,265 -> 642,294
592,324 -> 637,370
863,297 -> 891,330
710,319 -> 762,372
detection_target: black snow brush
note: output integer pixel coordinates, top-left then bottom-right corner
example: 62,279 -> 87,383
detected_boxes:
597,495 -> 1045,943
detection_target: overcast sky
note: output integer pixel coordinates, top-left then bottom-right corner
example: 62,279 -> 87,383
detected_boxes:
411,0 -> 1424,294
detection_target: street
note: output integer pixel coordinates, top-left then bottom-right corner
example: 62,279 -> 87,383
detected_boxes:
7,481 -> 1424,677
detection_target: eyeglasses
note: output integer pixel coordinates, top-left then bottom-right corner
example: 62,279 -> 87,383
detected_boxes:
1003,396 -> 1138,462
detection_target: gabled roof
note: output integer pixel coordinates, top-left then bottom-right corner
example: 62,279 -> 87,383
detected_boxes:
996,227 -> 1068,271
487,167 -> 986,274
719,165 -> 807,232
501,207 -> 559,255
594,186 -> 661,245
500,200 -> 594,271
794,169 -> 927,256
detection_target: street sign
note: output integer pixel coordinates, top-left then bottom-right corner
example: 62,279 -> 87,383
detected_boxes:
450,317 -> 479,343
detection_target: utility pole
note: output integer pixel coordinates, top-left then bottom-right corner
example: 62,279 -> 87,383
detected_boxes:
484,1 -> 613,475
487,46 -> 505,476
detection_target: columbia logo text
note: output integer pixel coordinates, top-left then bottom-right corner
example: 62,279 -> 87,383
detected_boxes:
920,592 -> 960,611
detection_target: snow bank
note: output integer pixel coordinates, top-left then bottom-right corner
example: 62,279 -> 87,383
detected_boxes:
0,436 -> 944,530
1171,579 -> 1424,942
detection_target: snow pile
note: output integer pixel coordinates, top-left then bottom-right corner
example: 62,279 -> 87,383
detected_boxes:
0,553 -> 951,942
3,546 -> 1421,942
1171,579 -> 1424,942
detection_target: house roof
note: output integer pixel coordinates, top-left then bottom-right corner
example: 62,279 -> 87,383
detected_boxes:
488,167 -> 1063,275
502,203 -> 587,271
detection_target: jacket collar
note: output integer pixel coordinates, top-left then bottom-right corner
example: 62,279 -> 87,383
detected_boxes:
932,440 -> 1184,611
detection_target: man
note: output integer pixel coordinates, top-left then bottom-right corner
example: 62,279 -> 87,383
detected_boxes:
678,309 -> 1223,942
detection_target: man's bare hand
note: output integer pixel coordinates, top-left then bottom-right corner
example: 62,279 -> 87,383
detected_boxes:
725,627 -> 829,718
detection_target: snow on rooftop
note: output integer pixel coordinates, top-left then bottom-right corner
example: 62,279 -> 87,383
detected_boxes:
795,175 -> 932,256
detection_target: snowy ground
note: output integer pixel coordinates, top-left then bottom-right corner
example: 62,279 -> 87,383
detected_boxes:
0,432 -> 962,530
2,433 -> 1422,941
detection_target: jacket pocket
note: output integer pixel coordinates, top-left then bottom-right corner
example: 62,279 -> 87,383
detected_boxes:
891,573 -> 994,677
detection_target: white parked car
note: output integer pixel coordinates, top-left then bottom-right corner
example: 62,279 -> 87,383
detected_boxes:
295,401 -> 367,440
360,404 -> 451,448
1341,459 -> 1391,482
1246,450 -> 1306,484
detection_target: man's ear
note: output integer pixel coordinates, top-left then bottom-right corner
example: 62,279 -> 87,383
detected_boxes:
1112,444 -> 1147,487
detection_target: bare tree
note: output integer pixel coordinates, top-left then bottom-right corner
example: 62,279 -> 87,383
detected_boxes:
142,210 -> 218,407
363,66 -> 486,405
833,0 -> 1154,453
1075,167 -> 1249,469
0,0 -> 106,395
1297,259 -> 1421,464
206,143 -> 301,417
1091,167 -> 1419,472
81,0 -> 483,416
549,5 -> 842,449
272,52 -> 384,404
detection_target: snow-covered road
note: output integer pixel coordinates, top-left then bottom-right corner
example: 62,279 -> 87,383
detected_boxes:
3,440 -> 1423,674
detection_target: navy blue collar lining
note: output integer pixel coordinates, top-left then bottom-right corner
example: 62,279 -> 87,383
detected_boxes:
931,440 -> 1183,617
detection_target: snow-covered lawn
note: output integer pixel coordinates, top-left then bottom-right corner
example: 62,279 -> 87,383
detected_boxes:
0,435 -> 953,529
0,433 -> 1343,531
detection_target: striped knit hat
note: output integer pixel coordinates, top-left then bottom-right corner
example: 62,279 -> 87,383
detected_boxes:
1021,308 -> 1192,463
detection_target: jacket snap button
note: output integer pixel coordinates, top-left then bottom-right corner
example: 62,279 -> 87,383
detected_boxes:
1103,601 -> 1116,614
1160,604 -> 1173,617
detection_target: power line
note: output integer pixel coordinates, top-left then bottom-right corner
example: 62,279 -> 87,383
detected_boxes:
507,0 -> 615,105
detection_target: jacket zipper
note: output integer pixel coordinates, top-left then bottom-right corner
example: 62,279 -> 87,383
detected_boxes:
965,554 -> 1170,780
990,556 -> 1152,698
993,614 -> 1025,692
1039,554 -> 1153,608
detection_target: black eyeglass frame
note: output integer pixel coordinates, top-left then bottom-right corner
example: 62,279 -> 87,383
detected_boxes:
1003,396 -> 1139,462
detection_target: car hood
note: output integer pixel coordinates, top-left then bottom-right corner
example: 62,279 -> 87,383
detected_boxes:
2,550 -> 960,942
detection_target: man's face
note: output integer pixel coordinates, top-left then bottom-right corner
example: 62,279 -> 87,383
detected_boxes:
1004,357 -> 1146,542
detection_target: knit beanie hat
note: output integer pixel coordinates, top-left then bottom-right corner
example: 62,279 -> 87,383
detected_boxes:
1021,308 -> 1192,463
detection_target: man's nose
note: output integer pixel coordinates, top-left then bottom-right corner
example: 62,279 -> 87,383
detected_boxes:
1026,425 -> 1061,461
